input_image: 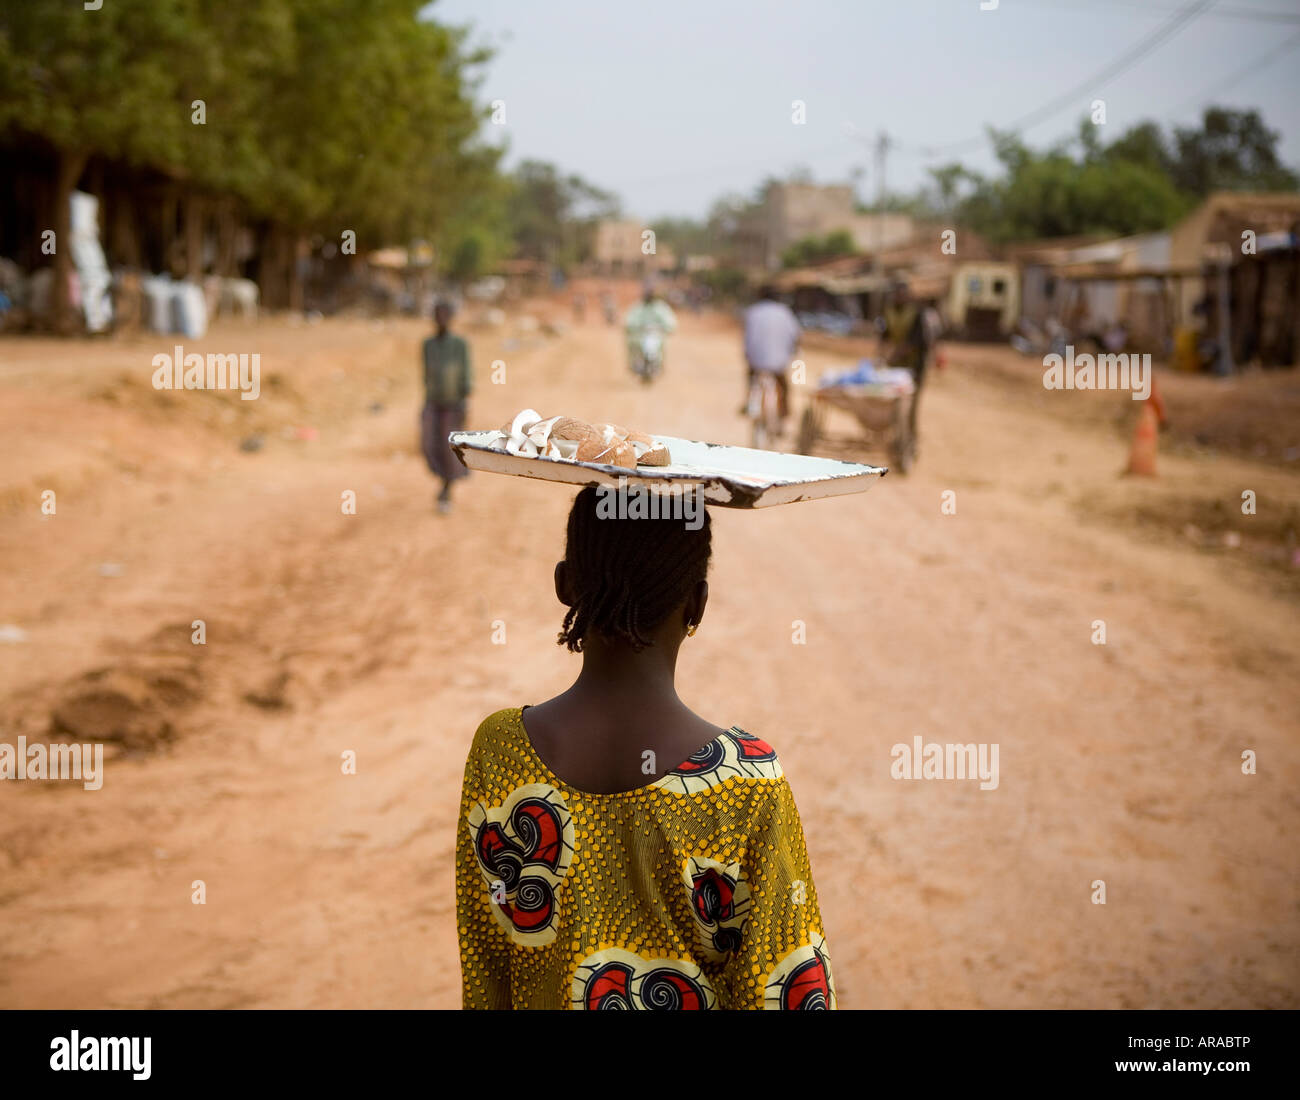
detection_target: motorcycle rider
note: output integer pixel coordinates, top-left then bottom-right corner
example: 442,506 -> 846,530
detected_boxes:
624,281 -> 677,380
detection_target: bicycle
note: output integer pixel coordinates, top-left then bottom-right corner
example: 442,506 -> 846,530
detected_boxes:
747,370 -> 783,449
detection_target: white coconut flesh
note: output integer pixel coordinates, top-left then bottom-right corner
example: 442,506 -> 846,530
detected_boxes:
488,411 -> 663,464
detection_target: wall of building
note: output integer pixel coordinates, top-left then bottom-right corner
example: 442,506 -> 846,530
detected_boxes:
846,213 -> 915,258
759,183 -> 915,269
1168,193 -> 1300,324
592,219 -> 650,270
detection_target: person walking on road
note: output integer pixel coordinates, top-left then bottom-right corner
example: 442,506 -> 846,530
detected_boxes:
420,300 -> 472,514
882,281 -> 932,452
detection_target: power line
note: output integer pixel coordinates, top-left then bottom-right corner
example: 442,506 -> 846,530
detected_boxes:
1024,0 -> 1300,24
1166,25 -> 1300,115
619,0 -> 1284,203
616,140 -> 850,191
904,0 -> 1219,158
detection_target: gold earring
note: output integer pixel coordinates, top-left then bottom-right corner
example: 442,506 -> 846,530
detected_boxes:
686,623 -> 698,637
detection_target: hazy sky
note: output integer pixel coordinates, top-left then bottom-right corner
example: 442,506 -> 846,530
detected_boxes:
426,0 -> 1300,221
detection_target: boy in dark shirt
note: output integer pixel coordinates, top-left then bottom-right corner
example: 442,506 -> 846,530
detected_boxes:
421,301 -> 472,513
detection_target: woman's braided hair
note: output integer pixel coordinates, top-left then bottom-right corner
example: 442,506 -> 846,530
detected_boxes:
557,486 -> 711,653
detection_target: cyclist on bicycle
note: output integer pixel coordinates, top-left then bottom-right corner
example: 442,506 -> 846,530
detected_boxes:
741,285 -> 800,428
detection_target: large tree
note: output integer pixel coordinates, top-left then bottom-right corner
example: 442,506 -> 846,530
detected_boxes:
946,105 -> 1300,244
0,0 -> 500,315
835,107 -> 1298,246
1169,107 -> 1300,196
0,0 -> 216,325
504,160 -> 619,269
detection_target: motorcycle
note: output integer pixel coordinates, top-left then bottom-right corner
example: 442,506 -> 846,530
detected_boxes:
630,328 -> 664,384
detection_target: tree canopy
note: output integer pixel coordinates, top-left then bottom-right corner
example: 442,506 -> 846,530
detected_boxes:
3,2 -> 1295,275
781,230 -> 858,269
0,0 -> 504,261
922,108 -> 1298,243
504,159 -> 619,268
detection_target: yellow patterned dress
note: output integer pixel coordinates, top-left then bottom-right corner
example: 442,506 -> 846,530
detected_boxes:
456,707 -> 835,1010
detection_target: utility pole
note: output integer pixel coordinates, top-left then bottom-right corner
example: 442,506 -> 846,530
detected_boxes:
874,130 -> 890,277
846,122 -> 894,310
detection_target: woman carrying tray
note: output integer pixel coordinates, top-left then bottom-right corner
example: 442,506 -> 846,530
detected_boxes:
455,483 -> 836,1010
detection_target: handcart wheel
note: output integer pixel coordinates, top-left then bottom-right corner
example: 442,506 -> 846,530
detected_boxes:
891,432 -> 915,474
890,399 -> 916,474
797,404 -> 819,454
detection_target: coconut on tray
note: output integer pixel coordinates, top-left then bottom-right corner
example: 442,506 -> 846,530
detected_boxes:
490,409 -> 671,469
450,407 -> 888,508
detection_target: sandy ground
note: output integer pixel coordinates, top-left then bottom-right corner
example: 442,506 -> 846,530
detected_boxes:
1,308 -> 1297,1009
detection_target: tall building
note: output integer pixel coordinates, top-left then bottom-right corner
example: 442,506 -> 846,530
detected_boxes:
591,219 -> 675,275
754,182 -> 915,270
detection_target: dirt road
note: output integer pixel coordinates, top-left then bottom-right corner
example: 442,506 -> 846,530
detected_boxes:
1,311 -> 1296,1008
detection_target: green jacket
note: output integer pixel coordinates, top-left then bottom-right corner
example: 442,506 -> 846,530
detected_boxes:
884,304 -> 925,371
422,333 -> 471,405
623,300 -> 677,355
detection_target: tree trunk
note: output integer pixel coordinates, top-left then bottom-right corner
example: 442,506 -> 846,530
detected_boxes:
161,184 -> 181,275
108,174 -> 142,270
290,234 -> 307,313
258,223 -> 287,311
51,147 -> 89,333
183,192 -> 207,281
215,200 -> 238,277
1291,254 -> 1300,368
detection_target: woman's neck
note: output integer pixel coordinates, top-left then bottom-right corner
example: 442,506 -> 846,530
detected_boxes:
572,640 -> 681,705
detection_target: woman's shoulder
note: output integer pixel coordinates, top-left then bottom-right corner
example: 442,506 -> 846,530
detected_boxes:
463,707 -> 530,772
649,725 -> 787,797
724,726 -> 786,771
469,707 -> 524,752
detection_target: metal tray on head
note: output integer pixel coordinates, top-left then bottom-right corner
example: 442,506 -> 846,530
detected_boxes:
449,430 -> 888,508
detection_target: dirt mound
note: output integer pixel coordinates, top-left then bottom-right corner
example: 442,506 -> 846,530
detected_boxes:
49,658 -> 202,754
243,668 -> 294,710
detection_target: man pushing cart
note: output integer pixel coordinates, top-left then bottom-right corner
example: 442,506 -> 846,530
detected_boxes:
795,279 -> 934,473
796,360 -> 917,473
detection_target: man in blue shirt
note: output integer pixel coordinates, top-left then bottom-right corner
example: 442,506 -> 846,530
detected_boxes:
741,285 -> 800,424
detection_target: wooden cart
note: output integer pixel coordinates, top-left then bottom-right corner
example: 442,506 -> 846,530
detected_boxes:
796,380 -> 916,474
